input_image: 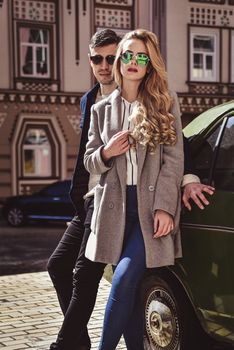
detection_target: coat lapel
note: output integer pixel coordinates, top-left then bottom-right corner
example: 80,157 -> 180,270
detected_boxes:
109,88 -> 122,136
137,143 -> 147,180
107,89 -> 127,184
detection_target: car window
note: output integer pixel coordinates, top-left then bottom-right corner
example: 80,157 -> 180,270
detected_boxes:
193,124 -> 222,184
213,116 -> 234,191
43,181 -> 70,196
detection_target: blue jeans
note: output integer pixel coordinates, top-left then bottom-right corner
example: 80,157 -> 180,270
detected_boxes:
99,186 -> 146,350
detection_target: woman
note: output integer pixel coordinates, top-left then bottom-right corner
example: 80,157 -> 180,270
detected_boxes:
84,29 -> 184,350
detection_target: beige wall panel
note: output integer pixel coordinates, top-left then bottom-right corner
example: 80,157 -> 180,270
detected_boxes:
0,186 -> 11,198
0,158 -> 11,169
135,0 -> 151,30
0,2 -> 10,89
222,29 -> 229,83
62,0 -> 92,93
0,143 -> 10,154
0,172 -> 12,182
166,0 -> 188,92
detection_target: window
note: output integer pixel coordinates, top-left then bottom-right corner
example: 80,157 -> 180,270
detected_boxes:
193,124 -> 222,183
19,27 -> 50,78
213,116 -> 234,191
191,34 -> 217,81
23,128 -> 52,177
42,181 -> 71,196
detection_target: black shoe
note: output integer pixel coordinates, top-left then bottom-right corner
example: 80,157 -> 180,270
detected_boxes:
49,341 -> 91,350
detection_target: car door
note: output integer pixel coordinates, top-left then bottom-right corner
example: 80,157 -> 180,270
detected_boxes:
38,181 -> 74,220
181,114 -> 234,342
26,181 -> 74,221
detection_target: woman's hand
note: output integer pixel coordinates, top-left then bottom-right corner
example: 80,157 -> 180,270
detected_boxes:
102,131 -> 130,162
153,210 -> 174,238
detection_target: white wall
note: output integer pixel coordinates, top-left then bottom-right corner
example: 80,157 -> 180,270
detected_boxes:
166,0 -> 188,92
61,0 -> 92,93
135,0 -> 151,30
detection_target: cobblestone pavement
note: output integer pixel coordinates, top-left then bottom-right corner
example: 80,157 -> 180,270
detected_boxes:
0,272 -> 126,350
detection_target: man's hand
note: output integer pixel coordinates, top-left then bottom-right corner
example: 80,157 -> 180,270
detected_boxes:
182,182 -> 215,211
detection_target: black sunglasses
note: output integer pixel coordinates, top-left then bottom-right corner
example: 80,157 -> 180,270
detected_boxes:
89,54 -> 116,65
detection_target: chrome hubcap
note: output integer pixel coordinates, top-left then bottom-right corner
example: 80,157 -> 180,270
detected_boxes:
8,208 -> 23,226
145,289 -> 179,349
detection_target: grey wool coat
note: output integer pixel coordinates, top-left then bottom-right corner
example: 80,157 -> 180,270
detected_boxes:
84,88 -> 184,268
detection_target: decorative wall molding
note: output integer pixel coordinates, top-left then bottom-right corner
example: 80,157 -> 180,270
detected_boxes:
0,113 -> 7,128
67,0 -> 72,14
178,93 -> 232,114
67,115 -> 81,134
75,0 -> 80,65
189,0 -> 225,4
15,80 -> 59,92
188,82 -> 226,95
95,0 -> 133,5
13,0 -> 56,23
94,0 -> 134,33
95,7 -> 132,29
0,90 -> 82,105
190,0 -> 234,4
82,0 -> 87,15
189,4 -> 234,26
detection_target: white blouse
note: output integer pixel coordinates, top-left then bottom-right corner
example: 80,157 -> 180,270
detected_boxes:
85,95 -> 138,198
121,97 -> 138,185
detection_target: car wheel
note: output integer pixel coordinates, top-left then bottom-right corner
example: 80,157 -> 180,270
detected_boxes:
7,207 -> 25,227
142,275 -> 191,350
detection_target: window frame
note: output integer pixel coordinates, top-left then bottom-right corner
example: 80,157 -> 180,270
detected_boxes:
21,124 -> 55,179
211,115 -> 234,191
16,22 -> 53,80
23,141 -> 52,178
231,30 -> 234,83
190,32 -> 218,82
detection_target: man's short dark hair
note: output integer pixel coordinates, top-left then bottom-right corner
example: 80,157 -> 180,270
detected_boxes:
89,29 -> 121,49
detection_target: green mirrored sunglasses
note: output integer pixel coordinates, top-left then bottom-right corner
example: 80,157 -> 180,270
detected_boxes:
121,51 -> 150,66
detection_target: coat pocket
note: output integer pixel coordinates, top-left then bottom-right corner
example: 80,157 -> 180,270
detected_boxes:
90,184 -> 104,233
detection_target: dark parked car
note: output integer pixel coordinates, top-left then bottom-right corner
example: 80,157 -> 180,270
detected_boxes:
141,101 -> 234,349
2,180 -> 75,227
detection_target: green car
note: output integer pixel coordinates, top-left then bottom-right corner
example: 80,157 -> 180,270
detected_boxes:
143,101 -> 234,349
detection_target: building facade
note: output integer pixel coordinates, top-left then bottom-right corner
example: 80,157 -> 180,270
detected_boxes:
0,0 -> 233,199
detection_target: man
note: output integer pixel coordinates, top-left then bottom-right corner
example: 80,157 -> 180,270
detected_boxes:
47,29 -> 121,350
47,29 -> 214,350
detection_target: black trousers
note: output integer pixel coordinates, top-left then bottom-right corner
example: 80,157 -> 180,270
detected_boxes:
47,197 -> 106,349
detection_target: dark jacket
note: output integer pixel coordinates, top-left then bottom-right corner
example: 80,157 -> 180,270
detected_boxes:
69,83 -> 100,221
183,135 -> 195,175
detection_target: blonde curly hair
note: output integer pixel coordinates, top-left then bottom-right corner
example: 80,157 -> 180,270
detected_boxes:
113,29 -> 177,152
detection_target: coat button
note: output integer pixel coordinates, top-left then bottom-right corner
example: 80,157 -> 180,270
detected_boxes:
149,185 -> 154,191
109,202 -> 114,209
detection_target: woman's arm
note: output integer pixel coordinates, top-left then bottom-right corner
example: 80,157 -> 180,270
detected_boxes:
84,105 -> 130,175
153,92 -> 184,218
84,105 -> 112,175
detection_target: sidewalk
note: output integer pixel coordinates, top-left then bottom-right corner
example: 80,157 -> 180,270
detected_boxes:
0,272 -> 126,350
